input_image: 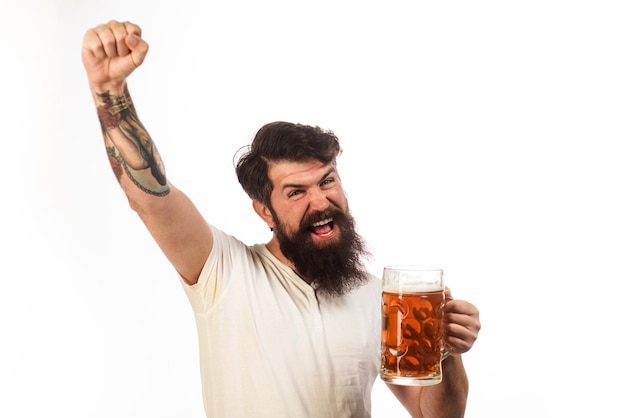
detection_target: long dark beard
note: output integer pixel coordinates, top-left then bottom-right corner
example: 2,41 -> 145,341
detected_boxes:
273,206 -> 371,297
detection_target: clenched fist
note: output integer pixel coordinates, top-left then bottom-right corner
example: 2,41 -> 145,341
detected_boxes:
443,288 -> 481,356
81,20 -> 148,92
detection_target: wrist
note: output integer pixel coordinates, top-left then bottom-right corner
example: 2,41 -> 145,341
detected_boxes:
90,80 -> 128,99
94,84 -> 133,130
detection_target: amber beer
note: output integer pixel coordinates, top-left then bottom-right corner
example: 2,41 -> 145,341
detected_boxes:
381,266 -> 445,386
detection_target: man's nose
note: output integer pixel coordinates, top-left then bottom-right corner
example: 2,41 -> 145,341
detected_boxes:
309,188 -> 330,212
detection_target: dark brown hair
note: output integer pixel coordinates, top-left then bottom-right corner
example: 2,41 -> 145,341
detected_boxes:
235,121 -> 342,206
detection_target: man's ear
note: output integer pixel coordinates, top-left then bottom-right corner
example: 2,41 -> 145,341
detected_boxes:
252,200 -> 275,230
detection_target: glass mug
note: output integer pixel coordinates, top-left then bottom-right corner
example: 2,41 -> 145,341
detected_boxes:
380,265 -> 450,386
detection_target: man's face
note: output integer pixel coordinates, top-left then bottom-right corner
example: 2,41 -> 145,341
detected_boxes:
266,159 -> 369,296
267,159 -> 348,244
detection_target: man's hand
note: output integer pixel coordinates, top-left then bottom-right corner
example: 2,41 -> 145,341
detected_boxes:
443,288 -> 481,356
81,20 -> 148,91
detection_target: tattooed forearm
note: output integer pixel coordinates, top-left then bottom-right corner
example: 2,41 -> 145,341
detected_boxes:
106,146 -> 124,182
97,87 -> 132,130
97,86 -> 169,196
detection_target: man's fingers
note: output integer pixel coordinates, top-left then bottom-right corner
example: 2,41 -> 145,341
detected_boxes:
444,299 -> 479,317
81,20 -> 146,86
125,33 -> 149,67
444,320 -> 478,354
86,21 -> 146,65
442,299 -> 481,354
119,21 -> 143,60
93,23 -> 119,58
82,28 -> 104,60
90,20 -> 141,59
123,21 -> 143,39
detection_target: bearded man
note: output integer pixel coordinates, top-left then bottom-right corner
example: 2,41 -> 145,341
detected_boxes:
82,20 -> 480,418
236,121 -> 371,298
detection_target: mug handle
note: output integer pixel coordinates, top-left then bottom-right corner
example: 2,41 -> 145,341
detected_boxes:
443,290 -> 453,361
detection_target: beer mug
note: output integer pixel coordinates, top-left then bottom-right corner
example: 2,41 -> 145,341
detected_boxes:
380,266 -> 449,386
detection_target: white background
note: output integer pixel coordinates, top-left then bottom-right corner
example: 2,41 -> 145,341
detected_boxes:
2,0 -> 625,417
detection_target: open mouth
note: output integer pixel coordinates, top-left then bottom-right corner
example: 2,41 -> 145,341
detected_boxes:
309,218 -> 335,237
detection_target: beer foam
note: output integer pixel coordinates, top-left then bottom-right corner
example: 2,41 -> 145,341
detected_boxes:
383,283 -> 444,293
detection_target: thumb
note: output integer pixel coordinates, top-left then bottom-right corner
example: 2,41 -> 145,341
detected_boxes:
125,33 -> 149,67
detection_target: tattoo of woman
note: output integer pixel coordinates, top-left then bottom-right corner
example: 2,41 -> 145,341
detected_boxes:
97,86 -> 169,196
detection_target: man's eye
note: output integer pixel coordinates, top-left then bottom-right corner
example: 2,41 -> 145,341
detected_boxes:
288,190 -> 303,198
321,178 -> 335,187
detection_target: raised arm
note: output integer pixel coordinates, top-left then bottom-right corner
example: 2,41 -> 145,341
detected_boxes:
81,20 -> 212,284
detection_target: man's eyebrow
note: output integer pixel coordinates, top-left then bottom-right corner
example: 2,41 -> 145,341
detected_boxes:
281,167 -> 337,191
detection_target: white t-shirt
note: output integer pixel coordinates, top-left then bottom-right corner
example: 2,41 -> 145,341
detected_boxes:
181,225 -> 382,418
